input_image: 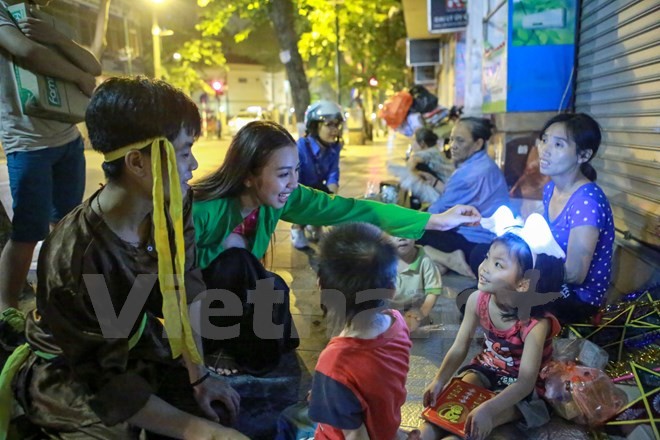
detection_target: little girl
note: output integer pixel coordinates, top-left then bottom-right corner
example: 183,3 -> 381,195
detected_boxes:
421,233 -> 560,440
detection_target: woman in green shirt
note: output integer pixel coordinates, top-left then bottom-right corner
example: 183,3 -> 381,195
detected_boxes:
192,120 -> 480,375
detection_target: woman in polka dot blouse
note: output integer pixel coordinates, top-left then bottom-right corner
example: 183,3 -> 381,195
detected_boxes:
537,113 -> 614,324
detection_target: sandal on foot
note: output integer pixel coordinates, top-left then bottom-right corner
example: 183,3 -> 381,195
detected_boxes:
208,353 -> 243,376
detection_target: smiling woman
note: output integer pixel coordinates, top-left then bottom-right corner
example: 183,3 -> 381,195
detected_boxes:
191,120 -> 482,376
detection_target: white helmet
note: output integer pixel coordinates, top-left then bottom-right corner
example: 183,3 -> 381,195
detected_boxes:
304,100 -> 344,129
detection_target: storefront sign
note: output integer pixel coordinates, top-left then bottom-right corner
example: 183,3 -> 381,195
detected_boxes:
428,0 -> 468,34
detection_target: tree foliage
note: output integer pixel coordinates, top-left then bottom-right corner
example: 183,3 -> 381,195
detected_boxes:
197,0 -> 310,122
163,39 -> 226,95
298,0 -> 408,94
191,0 -> 407,117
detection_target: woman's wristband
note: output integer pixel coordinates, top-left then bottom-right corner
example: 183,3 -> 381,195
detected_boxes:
190,372 -> 211,387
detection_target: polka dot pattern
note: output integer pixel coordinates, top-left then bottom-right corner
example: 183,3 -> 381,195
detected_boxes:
543,181 -> 615,307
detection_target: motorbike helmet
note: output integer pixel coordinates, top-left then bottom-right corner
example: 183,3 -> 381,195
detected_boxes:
304,100 -> 344,130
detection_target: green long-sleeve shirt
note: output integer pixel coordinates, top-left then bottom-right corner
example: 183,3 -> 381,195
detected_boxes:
193,185 -> 432,269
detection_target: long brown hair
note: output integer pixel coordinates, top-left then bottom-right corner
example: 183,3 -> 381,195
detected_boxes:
193,120 -> 296,201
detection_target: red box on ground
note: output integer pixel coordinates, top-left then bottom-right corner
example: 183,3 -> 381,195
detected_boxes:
422,378 -> 496,437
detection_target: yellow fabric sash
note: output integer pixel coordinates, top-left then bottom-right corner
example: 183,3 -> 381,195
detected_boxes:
104,138 -> 202,364
0,343 -> 29,439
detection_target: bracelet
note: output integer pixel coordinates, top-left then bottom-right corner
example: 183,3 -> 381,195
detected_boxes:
190,372 -> 211,387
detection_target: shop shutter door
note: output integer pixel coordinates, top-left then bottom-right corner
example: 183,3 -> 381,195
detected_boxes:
574,0 -> 660,248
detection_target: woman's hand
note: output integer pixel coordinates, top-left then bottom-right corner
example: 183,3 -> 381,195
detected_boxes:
427,205 -> 481,231
422,378 -> 446,407
192,373 -> 241,427
465,404 -> 495,440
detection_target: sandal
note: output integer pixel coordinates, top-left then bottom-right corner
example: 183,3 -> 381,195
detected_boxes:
208,352 -> 243,376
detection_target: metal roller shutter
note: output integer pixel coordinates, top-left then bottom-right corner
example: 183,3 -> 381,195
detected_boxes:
574,0 -> 660,249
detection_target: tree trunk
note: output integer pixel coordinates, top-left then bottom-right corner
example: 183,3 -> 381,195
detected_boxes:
90,0 -> 112,59
267,0 -> 311,129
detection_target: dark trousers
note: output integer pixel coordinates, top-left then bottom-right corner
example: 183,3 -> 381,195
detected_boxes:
201,248 -> 299,375
546,287 -> 600,325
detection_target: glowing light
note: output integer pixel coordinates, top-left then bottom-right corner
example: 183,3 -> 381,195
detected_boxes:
481,206 -> 565,265
172,52 -> 182,61
368,77 -> 378,87
480,206 -> 522,237
211,81 -> 223,92
514,213 -> 566,261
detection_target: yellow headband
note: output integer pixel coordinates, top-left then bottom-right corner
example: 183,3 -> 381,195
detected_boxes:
103,137 -> 160,162
106,137 -> 202,364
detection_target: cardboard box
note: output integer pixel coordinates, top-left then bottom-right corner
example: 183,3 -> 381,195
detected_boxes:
8,3 -> 89,124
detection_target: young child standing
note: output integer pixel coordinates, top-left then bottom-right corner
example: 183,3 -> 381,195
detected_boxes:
421,233 -> 560,440
309,223 -> 412,440
392,236 -> 442,333
291,100 -> 344,249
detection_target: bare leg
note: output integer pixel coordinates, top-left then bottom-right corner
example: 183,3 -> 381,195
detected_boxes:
419,422 -> 461,440
0,239 -> 37,310
423,246 -> 476,279
459,372 -> 521,427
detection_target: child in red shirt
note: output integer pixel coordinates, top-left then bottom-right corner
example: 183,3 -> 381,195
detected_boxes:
309,223 -> 413,440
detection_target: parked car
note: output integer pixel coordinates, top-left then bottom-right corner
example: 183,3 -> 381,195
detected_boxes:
227,107 -> 271,137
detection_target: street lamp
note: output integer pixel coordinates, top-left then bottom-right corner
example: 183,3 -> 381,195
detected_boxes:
150,0 -> 173,79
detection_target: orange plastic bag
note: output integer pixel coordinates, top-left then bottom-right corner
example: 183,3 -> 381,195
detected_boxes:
540,361 -> 628,426
379,91 -> 413,129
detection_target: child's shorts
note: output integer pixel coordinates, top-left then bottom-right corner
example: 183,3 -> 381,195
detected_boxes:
456,365 -> 551,429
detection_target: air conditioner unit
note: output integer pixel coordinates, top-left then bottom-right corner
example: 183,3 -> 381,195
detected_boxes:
522,8 -> 566,29
407,39 -> 442,67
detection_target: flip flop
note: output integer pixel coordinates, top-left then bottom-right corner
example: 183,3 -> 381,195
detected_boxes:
208,352 -> 243,376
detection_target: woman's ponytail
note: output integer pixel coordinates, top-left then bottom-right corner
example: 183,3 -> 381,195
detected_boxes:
580,162 -> 597,182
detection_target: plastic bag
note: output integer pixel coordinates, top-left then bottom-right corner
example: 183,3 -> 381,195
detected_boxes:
540,361 -> 627,426
379,181 -> 400,204
379,91 -> 413,129
553,338 -> 609,370
409,85 -> 439,114
395,112 -> 424,138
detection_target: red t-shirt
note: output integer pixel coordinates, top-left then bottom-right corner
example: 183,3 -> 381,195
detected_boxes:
309,310 -> 412,440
